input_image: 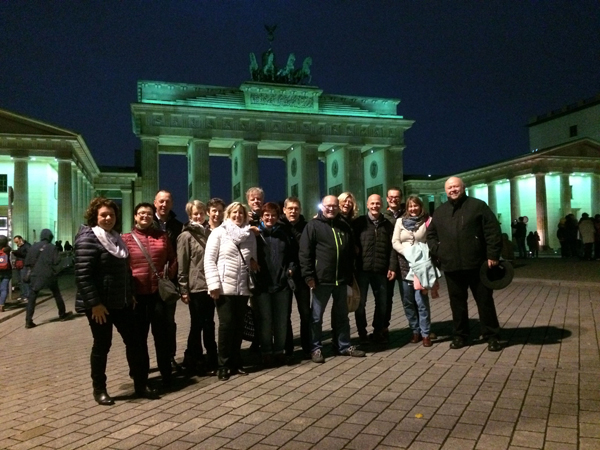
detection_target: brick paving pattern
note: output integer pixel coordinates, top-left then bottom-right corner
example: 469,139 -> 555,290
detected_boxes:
0,258 -> 599,449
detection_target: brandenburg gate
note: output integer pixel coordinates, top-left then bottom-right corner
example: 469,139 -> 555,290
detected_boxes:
131,55 -> 413,214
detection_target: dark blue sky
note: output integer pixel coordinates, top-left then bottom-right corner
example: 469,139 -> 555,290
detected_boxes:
1,1 -> 599,218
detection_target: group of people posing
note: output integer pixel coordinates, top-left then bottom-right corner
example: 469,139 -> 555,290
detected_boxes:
73,175 -> 504,406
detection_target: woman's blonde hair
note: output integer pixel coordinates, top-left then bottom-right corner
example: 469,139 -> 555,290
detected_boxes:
185,200 -> 206,220
224,202 -> 249,225
338,191 -> 359,219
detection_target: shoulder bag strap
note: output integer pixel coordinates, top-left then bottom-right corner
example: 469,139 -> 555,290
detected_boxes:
130,231 -> 161,278
188,230 -> 206,250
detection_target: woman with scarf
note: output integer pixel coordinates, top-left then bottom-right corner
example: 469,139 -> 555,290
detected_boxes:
204,202 -> 257,380
177,200 -> 217,376
75,198 -> 157,405
254,202 -> 296,367
392,195 -> 440,347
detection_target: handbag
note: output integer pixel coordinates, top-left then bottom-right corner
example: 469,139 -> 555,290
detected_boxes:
242,305 -> 255,341
236,244 -> 260,296
347,276 -> 361,313
131,232 -> 180,304
15,259 -> 24,270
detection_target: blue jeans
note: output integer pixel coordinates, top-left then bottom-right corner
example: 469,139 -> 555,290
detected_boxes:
355,271 -> 388,336
256,289 -> 292,355
311,284 -> 351,353
19,268 -> 30,299
0,278 -> 9,306
402,280 -> 431,337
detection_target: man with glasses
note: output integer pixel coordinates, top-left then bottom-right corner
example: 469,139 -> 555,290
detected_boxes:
153,190 -> 184,372
299,195 -> 365,363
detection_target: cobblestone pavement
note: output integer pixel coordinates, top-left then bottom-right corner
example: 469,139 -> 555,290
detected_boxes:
0,259 -> 599,449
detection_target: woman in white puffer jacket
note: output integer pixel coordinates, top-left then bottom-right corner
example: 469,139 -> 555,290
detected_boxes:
205,202 -> 257,380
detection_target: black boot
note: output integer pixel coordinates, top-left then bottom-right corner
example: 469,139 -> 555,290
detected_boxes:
93,390 -> 115,406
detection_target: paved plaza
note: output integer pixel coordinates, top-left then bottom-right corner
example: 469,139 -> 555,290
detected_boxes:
0,258 -> 599,449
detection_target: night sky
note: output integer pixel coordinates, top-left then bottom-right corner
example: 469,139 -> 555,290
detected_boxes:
1,1 -> 599,218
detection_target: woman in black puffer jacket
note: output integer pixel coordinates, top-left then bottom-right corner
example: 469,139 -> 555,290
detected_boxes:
75,197 -> 157,406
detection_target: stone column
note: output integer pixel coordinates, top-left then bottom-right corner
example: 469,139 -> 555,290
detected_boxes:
385,147 -> 404,195
344,145 -> 364,212
231,141 -> 259,201
560,172 -> 572,216
188,139 -> 210,202
71,165 -> 79,237
141,137 -> 159,202
591,174 -> 600,215
77,172 -> 85,226
487,182 -> 497,215
12,157 -> 29,240
509,177 -> 520,223
301,144 -> 320,217
535,173 -> 549,249
121,187 -> 133,232
57,159 -> 73,245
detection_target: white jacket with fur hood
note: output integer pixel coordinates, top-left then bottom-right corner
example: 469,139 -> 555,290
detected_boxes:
204,220 -> 257,296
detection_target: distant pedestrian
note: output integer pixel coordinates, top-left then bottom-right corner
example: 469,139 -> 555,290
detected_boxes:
578,213 -> 595,260
512,217 -> 527,258
0,235 -> 12,312
12,235 -> 31,302
24,229 -> 72,328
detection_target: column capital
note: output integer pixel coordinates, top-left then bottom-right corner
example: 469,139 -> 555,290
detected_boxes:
140,135 -> 159,142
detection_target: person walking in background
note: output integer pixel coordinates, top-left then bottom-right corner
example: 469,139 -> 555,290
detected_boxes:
299,195 -> 365,364
512,217 -> 527,258
352,194 -> 397,345
123,202 -> 178,390
578,213 -> 595,260
12,235 -> 31,303
427,176 -> 503,352
153,189 -> 184,373
254,202 -> 295,367
24,229 -> 72,328
75,197 -> 157,405
204,202 -> 257,380
564,214 -> 579,257
177,200 -> 217,376
0,235 -> 12,312
594,214 -> 600,260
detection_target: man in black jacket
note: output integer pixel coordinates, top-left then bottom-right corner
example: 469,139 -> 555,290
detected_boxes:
352,194 -> 397,344
153,190 -> 184,372
299,195 -> 365,363
280,196 -> 311,357
24,229 -> 72,328
427,177 -> 502,352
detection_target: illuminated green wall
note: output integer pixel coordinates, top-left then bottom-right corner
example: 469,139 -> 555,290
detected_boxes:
495,181 -> 511,236
570,174 -> 592,215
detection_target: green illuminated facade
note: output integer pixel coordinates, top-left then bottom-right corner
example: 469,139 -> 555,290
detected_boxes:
0,108 -> 137,244
131,80 -> 413,215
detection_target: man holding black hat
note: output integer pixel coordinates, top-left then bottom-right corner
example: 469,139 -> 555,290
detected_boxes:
427,176 -> 502,352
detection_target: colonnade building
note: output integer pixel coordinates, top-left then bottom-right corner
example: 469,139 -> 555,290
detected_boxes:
0,108 -> 137,244
405,94 -> 600,252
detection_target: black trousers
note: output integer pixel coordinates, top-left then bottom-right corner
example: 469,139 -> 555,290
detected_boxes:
215,295 -> 248,369
285,281 -> 311,355
384,278 -> 404,329
85,306 -> 147,392
184,291 -> 217,369
165,300 -> 177,359
133,292 -> 172,381
445,269 -> 500,340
